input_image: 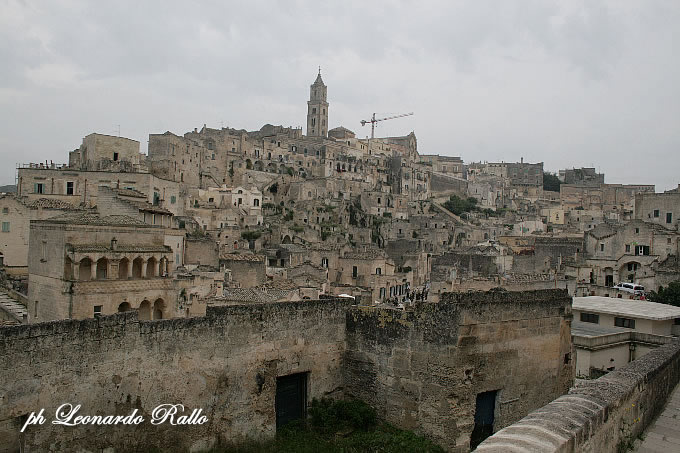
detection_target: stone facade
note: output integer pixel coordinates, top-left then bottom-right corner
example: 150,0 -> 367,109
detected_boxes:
28,213 -> 175,322
0,289 -> 573,452
0,299 -> 350,452
343,289 -> 574,451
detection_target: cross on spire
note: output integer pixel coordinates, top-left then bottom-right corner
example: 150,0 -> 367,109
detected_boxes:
318,66 -> 321,76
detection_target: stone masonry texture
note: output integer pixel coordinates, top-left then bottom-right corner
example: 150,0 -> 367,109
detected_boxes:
0,289 -> 573,452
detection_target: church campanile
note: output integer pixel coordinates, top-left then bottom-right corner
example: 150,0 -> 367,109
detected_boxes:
306,68 -> 328,137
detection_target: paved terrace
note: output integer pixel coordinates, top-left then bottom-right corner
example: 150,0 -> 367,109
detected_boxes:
634,382 -> 680,452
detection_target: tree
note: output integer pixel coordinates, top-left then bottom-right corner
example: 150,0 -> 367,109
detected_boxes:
648,281 -> 680,307
543,172 -> 561,192
442,195 -> 478,216
241,230 -> 262,241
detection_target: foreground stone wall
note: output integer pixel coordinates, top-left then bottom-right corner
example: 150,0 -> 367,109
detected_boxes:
0,299 -> 349,452
343,289 -> 574,452
476,338 -> 680,452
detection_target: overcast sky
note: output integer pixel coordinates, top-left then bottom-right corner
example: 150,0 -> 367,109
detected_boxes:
1,0 -> 678,190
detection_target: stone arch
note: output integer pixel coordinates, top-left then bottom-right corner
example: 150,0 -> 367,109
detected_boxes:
118,302 -> 131,312
153,298 -> 165,320
79,258 -> 93,281
282,235 -> 292,244
96,257 -> 108,280
138,300 -> 151,321
64,257 -> 74,280
159,257 -> 168,276
254,160 -> 264,171
146,257 -> 157,278
132,257 -> 144,279
118,257 -> 130,279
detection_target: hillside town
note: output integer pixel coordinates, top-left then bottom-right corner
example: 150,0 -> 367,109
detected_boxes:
0,71 -> 678,323
2,71 -> 680,453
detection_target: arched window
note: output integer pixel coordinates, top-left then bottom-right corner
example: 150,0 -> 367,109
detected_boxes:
132,257 -> 144,279
153,298 -> 165,320
118,302 -> 131,312
138,300 -> 151,320
96,258 -> 108,280
118,257 -> 130,279
79,258 -> 92,281
146,257 -> 157,278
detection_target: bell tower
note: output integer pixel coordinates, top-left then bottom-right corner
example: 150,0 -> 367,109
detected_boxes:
306,68 -> 328,137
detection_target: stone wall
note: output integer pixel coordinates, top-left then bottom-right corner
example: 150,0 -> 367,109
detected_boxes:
184,238 -> 219,267
343,289 -> 574,452
476,338 -> 680,453
0,299 -> 350,452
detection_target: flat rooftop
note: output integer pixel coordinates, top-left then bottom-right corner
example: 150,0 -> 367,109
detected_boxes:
571,320 -> 630,337
573,296 -> 680,321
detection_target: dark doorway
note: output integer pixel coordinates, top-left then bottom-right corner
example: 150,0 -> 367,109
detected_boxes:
276,373 -> 307,429
470,390 -> 497,450
605,274 -> 614,287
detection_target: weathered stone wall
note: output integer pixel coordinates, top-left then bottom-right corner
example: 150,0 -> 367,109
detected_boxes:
476,338 -> 680,453
343,289 -> 574,452
0,299 -> 350,452
184,238 -> 219,267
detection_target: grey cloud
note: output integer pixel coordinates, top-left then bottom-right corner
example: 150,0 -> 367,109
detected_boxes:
0,0 -> 678,190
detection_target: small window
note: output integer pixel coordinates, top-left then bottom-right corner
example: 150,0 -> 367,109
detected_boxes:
667,213 -> 673,224
1,207 -> 7,214
625,244 -> 630,253
1,222 -> 9,233
580,312 -> 599,324
614,317 -> 635,329
66,181 -> 74,195
170,196 -> 176,204
321,257 -> 328,268
352,266 -> 358,278
635,228 -> 640,234
34,301 -> 39,318
376,268 -> 382,275
113,152 -> 119,161
34,183 -> 44,194
600,243 -> 605,252
653,209 -> 660,218
94,305 -> 103,318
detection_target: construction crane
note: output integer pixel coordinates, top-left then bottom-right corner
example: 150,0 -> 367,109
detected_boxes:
360,112 -> 414,139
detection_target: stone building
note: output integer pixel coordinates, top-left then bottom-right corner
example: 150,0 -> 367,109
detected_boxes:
0,289 -> 573,452
307,70 -> 329,137
219,253 -> 266,288
0,195 -> 83,273
584,219 -> 679,289
28,211 -> 176,322
420,154 -> 465,178
559,167 -> 605,186
68,133 -> 145,172
16,165 -> 183,216
635,191 -> 680,230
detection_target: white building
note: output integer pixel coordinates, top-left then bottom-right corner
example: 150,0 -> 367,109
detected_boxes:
572,296 -> 680,378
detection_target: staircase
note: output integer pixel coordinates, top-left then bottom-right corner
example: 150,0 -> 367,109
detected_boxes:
0,291 -> 28,324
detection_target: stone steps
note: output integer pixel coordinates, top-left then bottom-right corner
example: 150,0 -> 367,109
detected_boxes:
0,292 -> 28,322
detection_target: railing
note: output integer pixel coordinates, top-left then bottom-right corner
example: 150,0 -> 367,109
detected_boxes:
17,162 -> 69,169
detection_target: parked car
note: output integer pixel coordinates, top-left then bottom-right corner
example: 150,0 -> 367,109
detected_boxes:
614,282 -> 646,295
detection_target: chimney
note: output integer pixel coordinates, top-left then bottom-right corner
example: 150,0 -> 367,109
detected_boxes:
521,157 -> 524,164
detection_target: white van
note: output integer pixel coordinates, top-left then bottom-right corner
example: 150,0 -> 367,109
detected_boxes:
614,282 -> 645,295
